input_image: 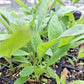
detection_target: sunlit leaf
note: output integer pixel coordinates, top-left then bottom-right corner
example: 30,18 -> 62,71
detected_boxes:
0,15 -> 12,33
0,9 -> 20,25
14,77 -> 29,84
31,32 -> 42,52
34,68 -> 46,80
48,15 -> 63,40
59,36 -> 74,47
68,80 -> 84,84
20,67 -> 34,77
77,17 -> 84,24
13,56 -> 29,63
47,45 -> 70,66
60,24 -> 84,37
0,34 -> 11,40
47,67 -> 56,79
57,6 -> 78,16
37,38 -> 61,61
38,24 -> 84,62
78,48 -> 84,58
37,0 -> 51,32
73,0 -> 80,5
13,49 -> 30,56
55,3 -> 61,12
0,25 -> 32,57
18,63 -> 32,68
14,0 -> 27,8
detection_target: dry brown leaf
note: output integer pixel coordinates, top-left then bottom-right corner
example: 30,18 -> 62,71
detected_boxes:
80,43 -> 84,48
61,68 -> 68,79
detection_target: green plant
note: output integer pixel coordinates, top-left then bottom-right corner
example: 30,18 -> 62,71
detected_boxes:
47,67 -> 84,84
70,0 -> 80,5
0,0 -> 84,84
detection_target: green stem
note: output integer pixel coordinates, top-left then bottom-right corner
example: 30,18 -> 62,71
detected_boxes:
0,63 -> 10,68
4,57 -> 14,71
9,59 -> 14,71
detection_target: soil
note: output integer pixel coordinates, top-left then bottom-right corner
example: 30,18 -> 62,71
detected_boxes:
0,58 -> 21,84
61,47 -> 84,83
0,47 -> 84,84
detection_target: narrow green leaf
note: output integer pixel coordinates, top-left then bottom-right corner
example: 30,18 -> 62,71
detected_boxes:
47,67 -> 56,79
0,34 -> 11,40
57,6 -> 78,16
13,49 -> 30,56
14,0 -> 27,8
68,58 -> 74,65
37,0 -> 51,32
60,24 -> 84,37
14,77 -> 28,84
35,0 -> 42,9
41,79 -> 47,83
71,40 -> 84,48
11,11 -> 20,19
57,0 -> 65,6
0,12 -> 9,25
44,74 -> 51,78
29,10 -> 39,27
68,80 -> 84,84
61,77 -> 66,84
56,74 -> 60,84
78,63 -> 84,65
0,9 -> 19,25
70,0 -> 73,2
78,48 -> 84,58
73,0 -> 80,5
21,8 -> 31,15
50,0 -> 57,10
18,63 -> 32,68
50,0 -> 64,9
13,56 -> 29,63
71,34 -> 84,43
20,67 -> 34,77
0,15 -> 12,33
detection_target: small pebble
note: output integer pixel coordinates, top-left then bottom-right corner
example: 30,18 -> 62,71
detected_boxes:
69,75 -> 72,77
73,70 -> 75,72
0,72 -> 2,76
79,71 -> 82,73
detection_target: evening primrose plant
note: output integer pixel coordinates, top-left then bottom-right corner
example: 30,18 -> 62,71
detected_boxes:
0,0 -> 84,84
15,1 -> 84,84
